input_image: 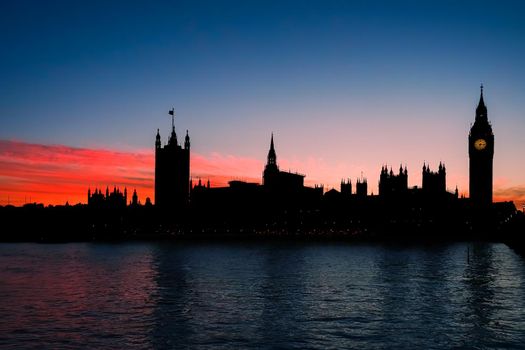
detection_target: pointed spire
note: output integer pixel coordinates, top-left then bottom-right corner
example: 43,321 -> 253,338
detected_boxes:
479,84 -> 485,105
168,109 -> 177,146
184,129 -> 190,150
476,83 -> 488,121
267,133 -> 277,166
132,188 -> 138,205
155,129 -> 161,149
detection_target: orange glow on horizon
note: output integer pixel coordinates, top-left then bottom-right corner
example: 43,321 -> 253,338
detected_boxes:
0,139 -> 523,209
0,140 -> 262,206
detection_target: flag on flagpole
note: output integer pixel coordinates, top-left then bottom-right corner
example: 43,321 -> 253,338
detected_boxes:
169,109 -> 174,116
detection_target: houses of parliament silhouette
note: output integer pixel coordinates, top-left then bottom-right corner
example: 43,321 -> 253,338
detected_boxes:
153,86 -> 493,212
3,85 -> 523,243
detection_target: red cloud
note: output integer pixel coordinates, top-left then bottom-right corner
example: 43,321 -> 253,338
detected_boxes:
0,140 -> 262,206
1,139 -> 523,209
0,140 -> 154,205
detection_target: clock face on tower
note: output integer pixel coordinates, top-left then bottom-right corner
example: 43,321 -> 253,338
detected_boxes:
474,138 -> 487,151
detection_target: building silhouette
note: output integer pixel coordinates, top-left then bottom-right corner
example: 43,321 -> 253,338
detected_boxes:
155,109 -> 190,209
422,162 -> 446,193
340,179 -> 352,196
11,84 -> 524,242
263,133 -> 305,192
339,177 -> 367,198
88,186 -> 127,208
469,85 -> 494,205
379,165 -> 408,197
356,177 -> 368,198
131,189 -> 139,206
190,133 -> 323,216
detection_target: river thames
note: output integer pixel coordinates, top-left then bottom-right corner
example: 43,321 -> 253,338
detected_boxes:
1,242 -> 524,349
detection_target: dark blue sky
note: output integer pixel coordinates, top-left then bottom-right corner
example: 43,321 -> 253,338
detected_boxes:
1,0 -> 524,196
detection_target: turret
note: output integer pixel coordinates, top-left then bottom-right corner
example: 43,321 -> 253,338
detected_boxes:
439,162 -> 445,174
184,130 -> 190,150
356,175 -> 368,197
168,127 -> 177,146
155,129 -> 161,149
132,189 -> 138,206
340,178 -> 352,195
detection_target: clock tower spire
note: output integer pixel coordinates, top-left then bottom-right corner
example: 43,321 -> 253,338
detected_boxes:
476,84 -> 488,122
469,84 -> 494,206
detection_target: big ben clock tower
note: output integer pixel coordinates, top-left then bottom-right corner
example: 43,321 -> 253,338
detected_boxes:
469,85 -> 494,206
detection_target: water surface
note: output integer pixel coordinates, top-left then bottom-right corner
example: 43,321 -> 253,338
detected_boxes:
1,242 -> 524,349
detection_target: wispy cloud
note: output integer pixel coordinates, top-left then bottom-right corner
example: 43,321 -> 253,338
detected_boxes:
0,140 -> 262,205
0,140 -> 154,205
494,186 -> 525,209
1,139 -> 523,209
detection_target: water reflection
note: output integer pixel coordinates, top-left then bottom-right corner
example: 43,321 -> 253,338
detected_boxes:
258,244 -> 310,348
0,243 -> 158,349
463,243 -> 497,347
1,242 -> 524,349
148,244 -> 192,348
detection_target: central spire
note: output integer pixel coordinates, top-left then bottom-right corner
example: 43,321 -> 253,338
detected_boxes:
267,133 -> 277,166
168,108 -> 177,145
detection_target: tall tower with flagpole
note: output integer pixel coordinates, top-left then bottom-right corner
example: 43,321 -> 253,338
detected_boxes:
155,108 -> 190,209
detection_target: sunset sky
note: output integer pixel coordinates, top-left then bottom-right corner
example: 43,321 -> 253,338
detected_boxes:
1,0 -> 524,208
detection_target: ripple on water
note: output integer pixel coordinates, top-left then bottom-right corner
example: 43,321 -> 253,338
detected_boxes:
0,242 -> 524,349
